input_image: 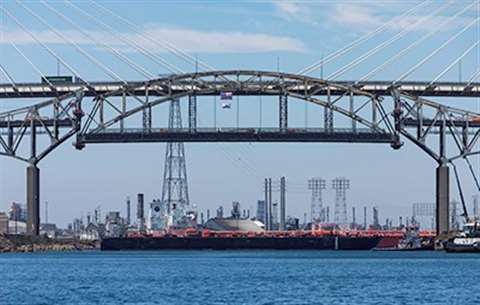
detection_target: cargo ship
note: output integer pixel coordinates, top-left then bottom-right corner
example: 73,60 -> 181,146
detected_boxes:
100,228 -> 426,251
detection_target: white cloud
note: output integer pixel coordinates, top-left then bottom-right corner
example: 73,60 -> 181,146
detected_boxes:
272,1 -> 319,26
275,2 -> 303,16
0,25 -> 306,54
329,2 -> 473,33
330,4 -> 383,31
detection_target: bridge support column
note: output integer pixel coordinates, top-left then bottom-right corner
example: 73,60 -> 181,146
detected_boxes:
188,95 -> 197,132
26,164 -> 40,236
436,164 -> 449,236
279,94 -> 288,131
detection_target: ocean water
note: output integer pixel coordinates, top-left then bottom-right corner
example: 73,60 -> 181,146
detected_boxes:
0,250 -> 479,305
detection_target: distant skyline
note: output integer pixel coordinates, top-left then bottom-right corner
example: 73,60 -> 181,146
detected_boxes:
1,0 -> 480,227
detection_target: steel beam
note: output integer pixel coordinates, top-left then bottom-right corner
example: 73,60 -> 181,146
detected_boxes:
78,129 -> 393,144
26,164 -> 40,235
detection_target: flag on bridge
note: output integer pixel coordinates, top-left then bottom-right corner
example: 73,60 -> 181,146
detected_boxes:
220,91 -> 232,109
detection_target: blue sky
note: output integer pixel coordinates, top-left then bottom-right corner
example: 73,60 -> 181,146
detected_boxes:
0,0 -> 480,228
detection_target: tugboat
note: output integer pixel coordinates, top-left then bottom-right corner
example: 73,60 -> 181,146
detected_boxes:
445,221 -> 480,253
373,225 -> 434,251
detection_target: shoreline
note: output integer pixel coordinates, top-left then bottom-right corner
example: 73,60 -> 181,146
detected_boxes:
0,234 -> 98,253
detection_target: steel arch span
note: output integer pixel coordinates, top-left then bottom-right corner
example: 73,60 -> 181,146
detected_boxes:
75,70 -> 396,148
2,70 -> 480,236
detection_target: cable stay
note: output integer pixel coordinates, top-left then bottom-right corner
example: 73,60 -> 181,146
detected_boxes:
467,68 -> 480,86
64,0 -> 184,75
395,16 -> 480,83
327,2 -> 452,80
6,39 -> 56,90
41,0 -> 155,80
0,63 -> 17,89
358,2 -> 476,83
16,0 -> 126,84
0,5 -> 90,89
89,0 -> 215,74
297,0 -> 432,76
430,40 -> 480,85
88,0 -> 238,85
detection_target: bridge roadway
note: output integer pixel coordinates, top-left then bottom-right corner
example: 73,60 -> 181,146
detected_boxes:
78,128 -> 393,145
0,80 -> 479,98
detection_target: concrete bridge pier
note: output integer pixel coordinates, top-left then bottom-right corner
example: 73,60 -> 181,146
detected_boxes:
436,163 -> 449,236
26,164 -> 40,236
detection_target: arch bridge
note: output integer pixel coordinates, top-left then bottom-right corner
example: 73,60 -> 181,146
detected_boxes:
1,70 -> 480,236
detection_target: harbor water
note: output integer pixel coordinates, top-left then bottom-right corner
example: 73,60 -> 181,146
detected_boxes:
1,250 -> 479,305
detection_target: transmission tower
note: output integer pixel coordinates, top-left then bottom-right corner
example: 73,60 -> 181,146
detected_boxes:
161,98 -> 190,227
308,178 -> 326,223
332,177 -> 349,227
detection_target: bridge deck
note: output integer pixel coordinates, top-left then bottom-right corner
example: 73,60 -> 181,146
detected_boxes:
78,128 -> 393,144
0,80 -> 478,98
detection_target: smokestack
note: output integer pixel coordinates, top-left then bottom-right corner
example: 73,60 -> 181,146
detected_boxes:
137,193 -> 145,232
268,178 -> 273,231
126,197 -> 131,225
264,178 -> 269,230
352,207 -> 356,229
280,176 -> 286,231
363,206 -> 367,230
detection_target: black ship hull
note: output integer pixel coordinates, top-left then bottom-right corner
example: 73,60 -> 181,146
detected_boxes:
444,241 -> 480,253
101,236 -> 383,251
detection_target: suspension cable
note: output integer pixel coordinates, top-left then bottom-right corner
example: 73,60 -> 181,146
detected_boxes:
297,0 -> 432,76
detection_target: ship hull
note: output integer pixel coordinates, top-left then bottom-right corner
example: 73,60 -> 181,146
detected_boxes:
101,236 -> 384,251
444,241 -> 480,253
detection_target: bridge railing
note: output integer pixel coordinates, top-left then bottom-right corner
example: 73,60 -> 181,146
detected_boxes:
95,127 -> 385,134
